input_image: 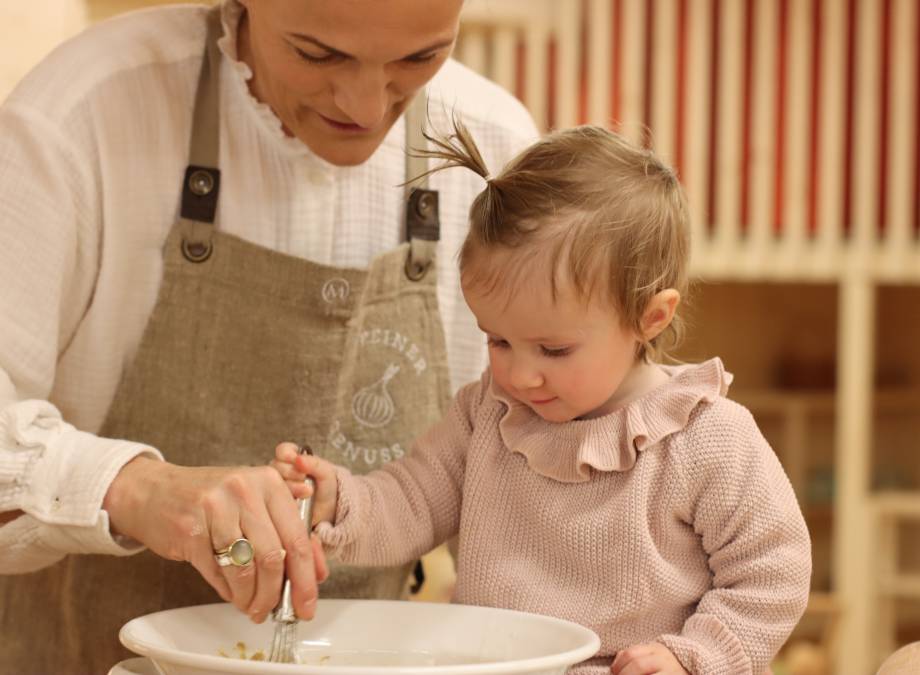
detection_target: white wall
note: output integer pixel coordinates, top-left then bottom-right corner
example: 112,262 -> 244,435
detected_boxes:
0,0 -> 88,102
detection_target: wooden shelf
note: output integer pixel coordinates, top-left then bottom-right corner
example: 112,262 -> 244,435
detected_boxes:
880,575 -> 920,600
731,387 -> 920,414
872,492 -> 920,520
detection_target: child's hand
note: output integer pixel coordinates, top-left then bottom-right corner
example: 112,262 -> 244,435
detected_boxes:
271,442 -> 339,526
610,642 -> 689,675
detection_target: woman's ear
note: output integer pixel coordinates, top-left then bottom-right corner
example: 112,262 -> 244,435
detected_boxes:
641,289 -> 680,341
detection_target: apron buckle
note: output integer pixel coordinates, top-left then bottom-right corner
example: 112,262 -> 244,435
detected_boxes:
405,188 -> 440,242
404,250 -> 431,281
181,237 -> 214,263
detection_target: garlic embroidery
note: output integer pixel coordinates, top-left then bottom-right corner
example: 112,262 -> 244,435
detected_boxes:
351,364 -> 400,429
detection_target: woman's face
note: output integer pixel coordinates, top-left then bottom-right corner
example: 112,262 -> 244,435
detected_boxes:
238,0 -> 462,166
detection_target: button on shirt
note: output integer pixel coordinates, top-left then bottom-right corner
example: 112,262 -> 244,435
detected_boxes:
0,0 -> 538,572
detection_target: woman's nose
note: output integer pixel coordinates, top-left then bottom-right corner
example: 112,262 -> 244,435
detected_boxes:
332,67 -> 389,130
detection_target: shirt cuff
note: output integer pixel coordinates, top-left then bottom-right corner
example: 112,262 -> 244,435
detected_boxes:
0,509 -> 142,574
1,399 -> 162,553
42,508 -> 146,556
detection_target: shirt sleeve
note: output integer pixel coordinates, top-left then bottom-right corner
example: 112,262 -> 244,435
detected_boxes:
656,400 -> 812,675
314,377 -> 484,566
0,102 -> 162,573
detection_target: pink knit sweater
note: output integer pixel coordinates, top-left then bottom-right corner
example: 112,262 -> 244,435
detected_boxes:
316,359 -> 812,674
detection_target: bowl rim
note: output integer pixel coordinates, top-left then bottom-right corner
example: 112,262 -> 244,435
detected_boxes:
119,600 -> 601,675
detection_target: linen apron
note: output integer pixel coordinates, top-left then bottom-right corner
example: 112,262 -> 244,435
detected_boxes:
0,8 -> 452,673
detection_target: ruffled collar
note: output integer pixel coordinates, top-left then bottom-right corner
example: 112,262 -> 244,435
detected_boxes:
489,358 -> 732,483
216,1 -> 316,159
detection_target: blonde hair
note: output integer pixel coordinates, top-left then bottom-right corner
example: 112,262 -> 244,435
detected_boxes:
418,120 -> 690,361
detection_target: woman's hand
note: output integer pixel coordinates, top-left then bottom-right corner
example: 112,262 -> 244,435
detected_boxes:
610,642 -> 690,675
102,455 -> 328,623
270,442 -> 339,526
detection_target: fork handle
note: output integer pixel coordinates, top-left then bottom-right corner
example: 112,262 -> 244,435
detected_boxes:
298,477 -> 316,532
273,452 -> 316,623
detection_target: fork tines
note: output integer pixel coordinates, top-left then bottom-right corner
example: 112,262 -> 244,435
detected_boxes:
269,620 -> 297,663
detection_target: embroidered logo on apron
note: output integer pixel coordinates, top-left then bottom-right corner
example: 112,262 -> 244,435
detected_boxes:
327,419 -> 407,466
359,327 -> 428,375
321,277 -> 351,303
352,363 -> 399,428
328,323 -> 435,469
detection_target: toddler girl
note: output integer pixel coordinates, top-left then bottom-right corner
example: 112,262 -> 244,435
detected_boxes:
273,123 -> 811,675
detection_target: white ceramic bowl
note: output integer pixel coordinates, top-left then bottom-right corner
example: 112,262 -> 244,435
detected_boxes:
119,600 -> 600,675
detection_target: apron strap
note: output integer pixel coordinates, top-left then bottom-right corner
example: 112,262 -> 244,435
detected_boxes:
404,97 -> 429,192
403,96 -> 440,282
177,7 -> 441,275
179,6 -> 224,263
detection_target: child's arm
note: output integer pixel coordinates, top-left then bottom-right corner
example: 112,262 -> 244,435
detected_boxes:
656,400 -> 811,674
271,378 -> 483,568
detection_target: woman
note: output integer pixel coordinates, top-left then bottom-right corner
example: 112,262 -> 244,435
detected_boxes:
0,0 -> 538,671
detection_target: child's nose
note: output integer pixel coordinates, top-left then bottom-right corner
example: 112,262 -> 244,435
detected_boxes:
509,358 -> 543,390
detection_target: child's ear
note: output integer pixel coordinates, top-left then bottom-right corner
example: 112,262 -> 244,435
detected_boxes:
640,289 -> 680,341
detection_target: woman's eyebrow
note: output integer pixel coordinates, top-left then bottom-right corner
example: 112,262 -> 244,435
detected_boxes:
287,33 -> 454,60
287,33 -> 349,57
403,39 -> 455,58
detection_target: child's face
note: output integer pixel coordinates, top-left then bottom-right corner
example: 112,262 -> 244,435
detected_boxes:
463,274 -> 641,423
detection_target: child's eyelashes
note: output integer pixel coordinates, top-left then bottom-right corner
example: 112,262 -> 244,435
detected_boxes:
486,337 -> 509,349
486,337 -> 572,358
540,346 -> 572,358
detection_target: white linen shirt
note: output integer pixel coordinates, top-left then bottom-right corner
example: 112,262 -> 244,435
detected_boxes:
0,1 -> 538,573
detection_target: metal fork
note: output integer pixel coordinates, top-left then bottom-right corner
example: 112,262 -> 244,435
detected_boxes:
269,445 -> 316,663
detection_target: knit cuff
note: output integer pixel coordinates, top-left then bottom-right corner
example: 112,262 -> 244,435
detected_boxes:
656,613 -> 752,675
314,465 -> 361,556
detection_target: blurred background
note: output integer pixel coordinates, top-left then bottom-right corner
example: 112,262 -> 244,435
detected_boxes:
2,1 -> 919,673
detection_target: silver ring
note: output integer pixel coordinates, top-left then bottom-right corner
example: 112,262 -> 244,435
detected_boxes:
214,537 -> 254,568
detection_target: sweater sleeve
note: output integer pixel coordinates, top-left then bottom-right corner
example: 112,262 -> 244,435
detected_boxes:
314,377 -> 483,566
0,102 -> 161,573
656,399 -> 812,675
